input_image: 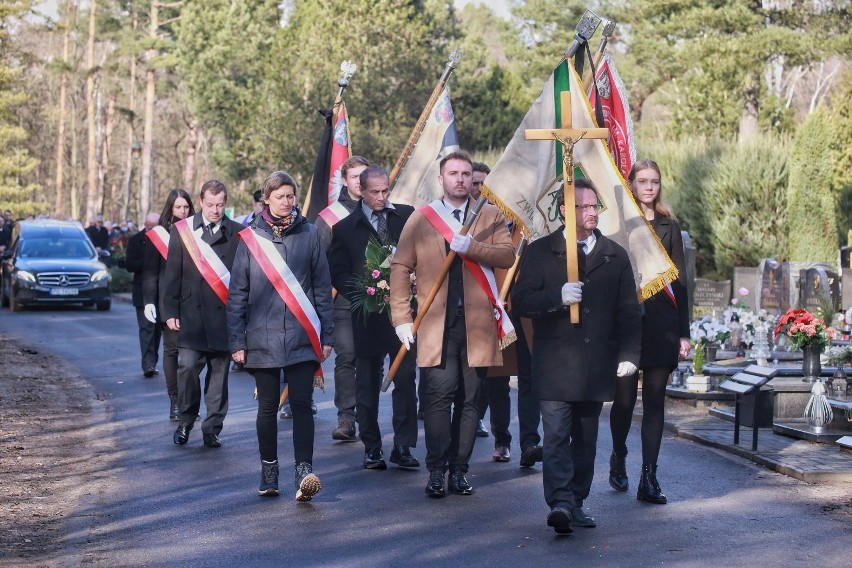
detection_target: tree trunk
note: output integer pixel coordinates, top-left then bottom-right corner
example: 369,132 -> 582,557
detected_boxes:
140,1 -> 158,222
95,74 -> 105,215
103,93 -> 116,220
85,0 -> 98,221
183,116 -> 197,191
53,0 -> 74,218
122,8 -> 138,223
71,96 -> 79,221
738,73 -> 759,144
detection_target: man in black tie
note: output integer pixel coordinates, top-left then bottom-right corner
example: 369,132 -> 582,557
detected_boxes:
162,180 -> 244,448
328,165 -> 419,470
512,178 -> 641,534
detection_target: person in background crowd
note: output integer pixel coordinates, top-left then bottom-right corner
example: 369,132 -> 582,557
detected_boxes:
162,180 -> 243,449
143,189 -> 195,421
512,178 -> 641,535
86,215 -> 109,252
236,190 -> 264,227
0,217 -> 11,253
125,212 -> 162,378
608,160 -> 690,505
227,171 -> 333,501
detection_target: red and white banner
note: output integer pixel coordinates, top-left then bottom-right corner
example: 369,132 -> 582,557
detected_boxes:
317,201 -> 351,228
421,200 -> 514,341
146,225 -> 170,260
327,102 -> 352,205
174,219 -> 230,305
588,54 -> 636,181
239,229 -> 324,377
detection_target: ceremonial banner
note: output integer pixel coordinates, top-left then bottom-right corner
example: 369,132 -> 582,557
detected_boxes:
588,54 -> 635,181
483,59 -> 676,299
306,101 -> 351,222
391,86 -> 459,208
327,102 -> 352,204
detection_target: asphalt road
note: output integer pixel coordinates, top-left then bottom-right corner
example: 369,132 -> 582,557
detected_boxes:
0,302 -> 849,567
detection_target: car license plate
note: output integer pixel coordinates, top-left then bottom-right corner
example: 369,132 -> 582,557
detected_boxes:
49,287 -> 79,296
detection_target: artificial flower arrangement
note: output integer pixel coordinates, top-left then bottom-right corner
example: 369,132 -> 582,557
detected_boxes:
773,308 -> 836,350
349,236 -> 416,321
689,316 -> 731,346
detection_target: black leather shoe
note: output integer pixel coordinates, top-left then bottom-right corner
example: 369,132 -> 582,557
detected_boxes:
173,425 -> 190,445
424,470 -> 446,498
168,395 -> 179,422
389,446 -> 420,469
203,433 -> 221,448
143,367 -> 158,378
609,451 -> 629,492
475,420 -> 490,438
547,507 -> 573,534
363,448 -> 387,470
572,506 -> 596,528
520,445 -> 543,468
448,471 -> 474,495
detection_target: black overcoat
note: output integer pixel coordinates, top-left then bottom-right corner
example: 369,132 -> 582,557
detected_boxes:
327,201 -> 414,356
161,213 -> 242,352
124,229 -> 151,308
639,215 -> 690,369
142,228 -> 167,320
226,214 -> 334,368
511,229 -> 641,402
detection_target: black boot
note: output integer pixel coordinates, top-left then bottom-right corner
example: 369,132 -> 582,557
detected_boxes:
637,463 -> 667,504
609,451 -> 629,492
169,395 -> 179,422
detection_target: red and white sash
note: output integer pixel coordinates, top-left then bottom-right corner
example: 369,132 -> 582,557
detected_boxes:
239,229 -> 324,378
662,284 -> 678,308
174,219 -> 230,305
317,201 -> 351,228
146,225 -> 170,260
421,200 -> 514,341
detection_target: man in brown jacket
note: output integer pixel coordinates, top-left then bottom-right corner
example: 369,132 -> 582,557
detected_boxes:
390,150 -> 515,498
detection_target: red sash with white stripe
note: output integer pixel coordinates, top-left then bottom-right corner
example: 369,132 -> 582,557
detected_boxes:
421,201 -> 514,341
174,219 -> 230,305
662,284 -> 677,308
317,201 -> 350,228
239,229 -> 324,378
146,225 -> 170,260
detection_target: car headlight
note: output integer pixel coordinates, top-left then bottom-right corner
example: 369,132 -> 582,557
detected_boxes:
15,270 -> 36,283
91,269 -> 110,283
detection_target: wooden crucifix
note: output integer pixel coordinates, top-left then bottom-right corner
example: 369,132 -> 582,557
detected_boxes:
525,89 -> 609,323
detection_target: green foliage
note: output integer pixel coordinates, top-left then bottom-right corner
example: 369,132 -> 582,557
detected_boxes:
109,266 -> 132,293
787,109 -> 838,263
705,135 -> 790,276
827,68 -> 852,242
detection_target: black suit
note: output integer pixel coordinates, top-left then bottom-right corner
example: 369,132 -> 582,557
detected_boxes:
512,228 -> 641,512
142,226 -> 179,400
327,202 -> 418,453
125,229 -> 161,372
161,213 -> 243,436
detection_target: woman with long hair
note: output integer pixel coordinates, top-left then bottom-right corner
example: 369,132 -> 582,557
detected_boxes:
227,171 -> 333,501
142,189 -> 194,420
608,160 -> 690,504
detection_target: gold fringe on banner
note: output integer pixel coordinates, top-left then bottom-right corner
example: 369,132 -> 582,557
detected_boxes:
314,374 -> 325,392
499,329 -> 518,350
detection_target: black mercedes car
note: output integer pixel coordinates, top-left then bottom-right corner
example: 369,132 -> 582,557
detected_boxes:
0,220 -> 111,311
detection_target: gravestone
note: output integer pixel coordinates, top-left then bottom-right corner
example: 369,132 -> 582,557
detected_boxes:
840,246 -> 850,269
756,258 -> 790,315
843,268 -> 852,311
682,231 -> 696,318
692,278 -> 731,319
732,266 -> 758,308
799,266 -> 840,312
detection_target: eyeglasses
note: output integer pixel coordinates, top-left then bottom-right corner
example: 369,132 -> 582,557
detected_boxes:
575,203 -> 602,212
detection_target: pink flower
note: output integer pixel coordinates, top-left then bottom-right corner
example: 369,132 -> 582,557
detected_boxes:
366,287 -> 376,296
731,299 -> 739,305
738,287 -> 749,296
371,269 -> 381,279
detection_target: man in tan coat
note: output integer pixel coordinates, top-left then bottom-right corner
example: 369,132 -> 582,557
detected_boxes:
390,150 -> 515,498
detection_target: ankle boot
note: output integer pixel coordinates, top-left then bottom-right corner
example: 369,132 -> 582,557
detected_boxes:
609,451 -> 629,492
169,395 -> 179,422
637,463 -> 667,504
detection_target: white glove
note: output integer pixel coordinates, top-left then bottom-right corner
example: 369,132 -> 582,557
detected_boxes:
450,233 -> 472,255
561,282 -> 583,305
395,323 -> 415,350
616,361 -> 638,377
144,304 -> 157,323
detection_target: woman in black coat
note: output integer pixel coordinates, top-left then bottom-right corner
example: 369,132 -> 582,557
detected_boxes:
227,171 -> 334,502
608,160 -> 690,504
142,188 -> 194,421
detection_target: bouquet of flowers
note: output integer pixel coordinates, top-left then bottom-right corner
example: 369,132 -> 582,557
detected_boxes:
773,308 -> 836,350
350,236 -> 396,320
724,306 -> 774,347
823,345 -> 852,366
690,317 -> 731,346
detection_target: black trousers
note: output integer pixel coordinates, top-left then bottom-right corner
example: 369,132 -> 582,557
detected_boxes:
161,325 -> 179,398
176,348 -> 229,436
355,348 -> 417,451
255,362 -> 315,464
333,299 -> 357,421
478,376 -> 511,448
514,314 -> 541,451
420,315 -> 485,473
540,400 -> 603,510
135,306 -> 161,372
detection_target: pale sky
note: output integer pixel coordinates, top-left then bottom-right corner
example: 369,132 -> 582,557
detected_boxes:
455,0 -> 512,19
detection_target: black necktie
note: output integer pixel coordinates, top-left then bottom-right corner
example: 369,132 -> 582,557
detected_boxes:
202,222 -> 216,245
374,211 -> 388,244
577,241 -> 587,256
452,209 -> 462,223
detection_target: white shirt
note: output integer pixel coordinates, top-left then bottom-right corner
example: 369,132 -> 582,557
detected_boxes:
563,229 -> 597,254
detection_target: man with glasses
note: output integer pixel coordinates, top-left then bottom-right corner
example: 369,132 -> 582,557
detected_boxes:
512,178 -> 641,534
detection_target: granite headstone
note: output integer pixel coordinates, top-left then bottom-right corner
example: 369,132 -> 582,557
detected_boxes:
756,258 -> 789,315
692,278 -> 731,319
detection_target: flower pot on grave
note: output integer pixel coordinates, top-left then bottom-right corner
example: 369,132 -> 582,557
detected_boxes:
704,345 -> 718,363
801,344 -> 823,383
686,373 -> 711,393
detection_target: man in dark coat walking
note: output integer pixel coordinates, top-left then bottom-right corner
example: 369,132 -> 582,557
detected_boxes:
512,178 -> 641,535
125,212 -> 161,377
162,180 -> 243,448
328,165 -> 419,470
